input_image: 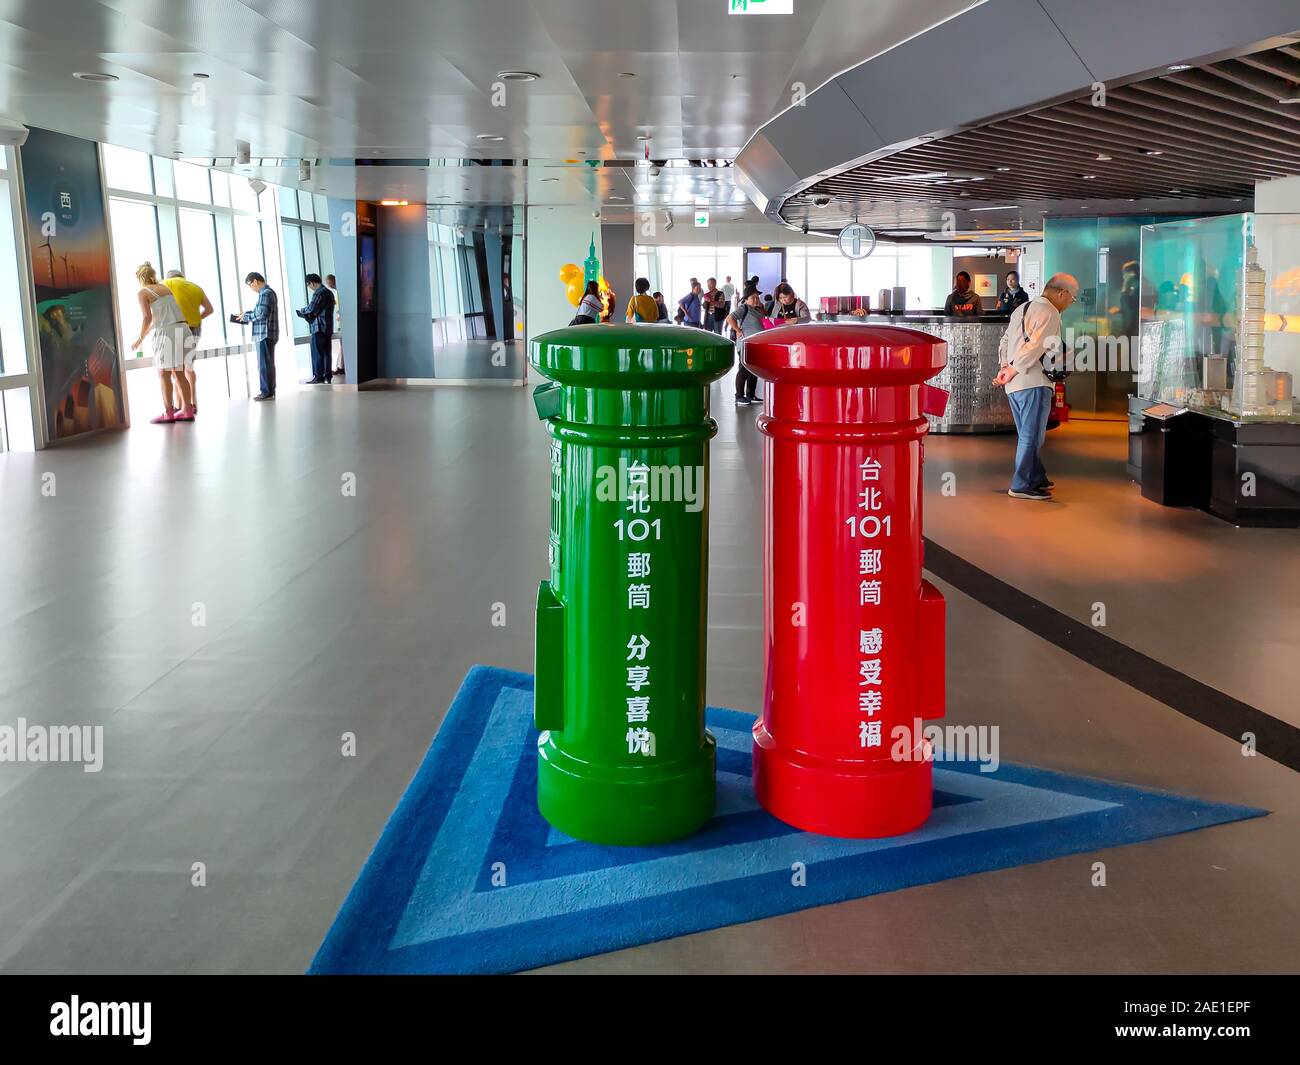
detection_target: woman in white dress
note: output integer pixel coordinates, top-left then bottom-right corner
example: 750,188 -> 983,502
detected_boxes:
130,261 -> 195,424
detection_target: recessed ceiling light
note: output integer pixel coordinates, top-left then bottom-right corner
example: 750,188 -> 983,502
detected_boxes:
994,166 -> 1011,172
1279,96 -> 1300,104
73,71 -> 118,82
379,199 -> 409,207
1138,148 -> 1163,156
1167,64 -> 1193,71
497,70 -> 539,82
1096,153 -> 1111,161
619,72 -> 637,78
1082,174 -> 1096,179
1170,188 -> 1182,193
541,177 -> 559,182
193,72 -> 210,80
636,134 -> 650,141
476,134 -> 504,142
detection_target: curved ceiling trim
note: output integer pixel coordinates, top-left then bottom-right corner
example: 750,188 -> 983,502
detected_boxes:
735,0 -> 1300,231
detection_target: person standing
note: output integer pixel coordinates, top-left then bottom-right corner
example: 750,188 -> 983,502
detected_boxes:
702,278 -> 723,333
724,283 -> 766,406
625,277 -> 659,322
296,273 -> 336,382
237,272 -> 279,401
995,270 -> 1030,315
164,269 -> 213,414
993,272 -> 1079,500
944,271 -> 982,316
652,291 -> 669,323
132,262 -> 195,423
772,282 -> 811,324
677,280 -> 704,328
572,280 -> 604,324
326,273 -> 344,378
721,275 -> 735,308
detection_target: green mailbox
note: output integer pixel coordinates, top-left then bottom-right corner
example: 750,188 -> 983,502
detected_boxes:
531,324 -> 734,846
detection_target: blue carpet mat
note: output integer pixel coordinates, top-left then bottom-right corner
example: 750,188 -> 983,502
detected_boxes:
310,665 -> 1266,974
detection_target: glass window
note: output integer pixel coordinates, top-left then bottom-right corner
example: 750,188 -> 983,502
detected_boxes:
313,194 -> 329,223
178,209 -> 223,349
108,198 -> 161,358
173,160 -> 212,204
316,229 -> 334,281
230,176 -> 258,214
157,204 -> 182,276
0,175 -> 29,376
853,250 -> 900,302
151,156 -> 174,199
282,225 -> 308,338
211,169 -> 231,208
296,190 -> 315,223
102,145 -> 154,194
804,247 -> 852,308
3,387 -> 34,451
302,225 -> 320,275
215,215 -> 243,346
233,214 -> 265,285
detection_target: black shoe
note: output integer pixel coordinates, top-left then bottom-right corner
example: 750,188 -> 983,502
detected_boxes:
749,395 -> 763,404
1039,479 -> 1056,490
303,376 -> 325,385
1008,488 -> 1051,500
254,393 -> 272,402
735,396 -> 751,406
334,368 -> 345,377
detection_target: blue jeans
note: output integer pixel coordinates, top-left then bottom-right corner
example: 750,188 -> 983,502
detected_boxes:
1006,385 -> 1052,492
257,338 -> 277,397
309,332 -> 331,379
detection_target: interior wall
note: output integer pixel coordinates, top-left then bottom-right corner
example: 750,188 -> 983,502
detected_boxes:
953,253 -> 1015,310
377,204 -> 433,379
600,223 -> 634,313
526,206 -> 602,338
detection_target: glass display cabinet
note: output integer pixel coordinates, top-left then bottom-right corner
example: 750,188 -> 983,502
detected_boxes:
1133,212 -> 1300,525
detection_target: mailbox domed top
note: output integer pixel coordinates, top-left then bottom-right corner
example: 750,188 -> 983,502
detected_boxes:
742,322 -> 947,387
531,323 -> 734,388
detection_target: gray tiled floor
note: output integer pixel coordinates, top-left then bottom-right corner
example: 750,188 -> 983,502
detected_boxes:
0,386 -> 1296,974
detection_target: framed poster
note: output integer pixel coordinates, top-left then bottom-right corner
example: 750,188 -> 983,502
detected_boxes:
22,128 -> 125,439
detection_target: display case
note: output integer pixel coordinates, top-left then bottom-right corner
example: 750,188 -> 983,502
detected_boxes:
1135,212 -> 1300,524
1139,212 -> 1300,421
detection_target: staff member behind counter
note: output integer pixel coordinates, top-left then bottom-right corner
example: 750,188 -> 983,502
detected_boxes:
943,271 -> 982,317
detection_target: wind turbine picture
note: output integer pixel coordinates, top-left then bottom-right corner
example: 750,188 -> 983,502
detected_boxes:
38,238 -> 57,290
60,252 -> 71,289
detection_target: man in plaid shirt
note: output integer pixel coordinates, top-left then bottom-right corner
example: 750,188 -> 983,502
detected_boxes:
238,272 -> 280,401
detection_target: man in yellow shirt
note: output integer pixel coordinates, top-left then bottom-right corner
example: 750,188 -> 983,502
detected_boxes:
164,270 -> 214,412
624,277 -> 660,323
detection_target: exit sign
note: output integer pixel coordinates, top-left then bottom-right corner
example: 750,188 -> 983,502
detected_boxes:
695,209 -> 710,228
729,0 -> 794,13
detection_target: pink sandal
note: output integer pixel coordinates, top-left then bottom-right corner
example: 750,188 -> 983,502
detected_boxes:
151,409 -> 177,424
173,406 -> 196,422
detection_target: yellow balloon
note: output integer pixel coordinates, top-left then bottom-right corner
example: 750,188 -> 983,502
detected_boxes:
559,263 -> 584,306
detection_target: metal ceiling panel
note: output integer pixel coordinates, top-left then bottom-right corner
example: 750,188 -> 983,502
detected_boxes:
835,0 -> 1092,146
1037,0 -> 1300,83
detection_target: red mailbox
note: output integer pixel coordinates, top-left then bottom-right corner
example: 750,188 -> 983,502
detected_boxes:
745,323 -> 948,838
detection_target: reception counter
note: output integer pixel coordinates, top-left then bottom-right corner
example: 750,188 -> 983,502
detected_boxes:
817,313 -> 1014,433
